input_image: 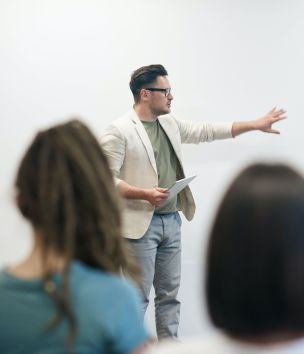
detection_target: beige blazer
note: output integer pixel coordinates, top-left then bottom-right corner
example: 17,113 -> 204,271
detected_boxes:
101,109 -> 233,239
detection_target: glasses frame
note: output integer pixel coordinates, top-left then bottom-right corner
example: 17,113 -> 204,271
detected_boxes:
144,87 -> 171,97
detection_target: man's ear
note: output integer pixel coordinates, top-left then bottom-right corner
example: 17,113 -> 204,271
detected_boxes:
139,88 -> 149,101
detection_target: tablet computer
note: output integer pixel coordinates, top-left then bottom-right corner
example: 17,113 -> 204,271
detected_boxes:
167,175 -> 197,200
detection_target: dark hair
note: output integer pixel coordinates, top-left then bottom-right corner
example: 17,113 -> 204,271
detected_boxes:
129,64 -> 168,103
206,163 -> 304,337
15,119 -> 139,345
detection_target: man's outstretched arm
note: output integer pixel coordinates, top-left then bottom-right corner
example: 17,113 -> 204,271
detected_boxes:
232,108 -> 287,137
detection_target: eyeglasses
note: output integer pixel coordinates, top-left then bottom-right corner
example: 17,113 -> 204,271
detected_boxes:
144,88 -> 171,97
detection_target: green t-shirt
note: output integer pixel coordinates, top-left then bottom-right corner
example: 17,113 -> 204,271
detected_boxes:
141,119 -> 178,213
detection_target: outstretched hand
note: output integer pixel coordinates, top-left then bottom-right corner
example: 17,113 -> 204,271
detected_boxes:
255,107 -> 287,134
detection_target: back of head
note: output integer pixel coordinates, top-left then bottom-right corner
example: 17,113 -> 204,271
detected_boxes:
15,119 -> 132,275
129,64 -> 168,103
14,119 -> 139,347
206,163 -> 304,337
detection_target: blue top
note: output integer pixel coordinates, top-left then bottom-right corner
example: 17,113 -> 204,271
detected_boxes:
0,261 -> 149,354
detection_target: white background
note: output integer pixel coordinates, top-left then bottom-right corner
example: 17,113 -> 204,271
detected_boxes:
0,0 -> 303,338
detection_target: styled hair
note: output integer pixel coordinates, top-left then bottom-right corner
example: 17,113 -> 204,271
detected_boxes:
15,119 -> 139,344
206,163 -> 304,337
129,64 -> 168,103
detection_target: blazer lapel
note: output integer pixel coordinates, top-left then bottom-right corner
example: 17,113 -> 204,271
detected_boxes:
130,110 -> 157,173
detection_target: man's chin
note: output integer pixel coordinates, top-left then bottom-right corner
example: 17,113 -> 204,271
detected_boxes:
162,107 -> 171,115
155,108 -> 171,116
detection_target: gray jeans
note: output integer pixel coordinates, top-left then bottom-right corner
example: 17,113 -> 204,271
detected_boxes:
128,212 -> 181,340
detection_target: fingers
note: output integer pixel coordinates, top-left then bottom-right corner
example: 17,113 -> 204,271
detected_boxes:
272,114 -> 287,122
156,187 -> 169,192
268,108 -> 287,126
275,115 -> 287,121
153,188 -> 170,206
268,129 -> 280,134
155,194 -> 170,206
271,108 -> 286,117
155,188 -> 170,198
156,193 -> 169,201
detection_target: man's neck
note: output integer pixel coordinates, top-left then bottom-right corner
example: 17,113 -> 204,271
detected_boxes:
134,104 -> 158,122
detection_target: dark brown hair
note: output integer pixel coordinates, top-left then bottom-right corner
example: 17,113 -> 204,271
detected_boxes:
206,163 -> 304,337
129,64 -> 168,103
15,119 -> 139,346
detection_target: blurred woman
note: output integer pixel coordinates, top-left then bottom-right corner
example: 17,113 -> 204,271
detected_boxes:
150,163 -> 304,353
0,120 -> 150,354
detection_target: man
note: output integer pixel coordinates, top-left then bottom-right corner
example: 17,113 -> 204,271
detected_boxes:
100,64 -> 286,340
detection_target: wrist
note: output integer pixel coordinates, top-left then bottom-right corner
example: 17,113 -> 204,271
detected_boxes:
141,188 -> 151,201
251,119 -> 259,130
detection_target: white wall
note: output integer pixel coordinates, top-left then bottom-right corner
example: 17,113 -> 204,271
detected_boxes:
1,0 -> 303,338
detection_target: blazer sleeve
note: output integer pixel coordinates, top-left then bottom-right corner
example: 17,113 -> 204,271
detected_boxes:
100,125 -> 125,186
174,118 -> 233,144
